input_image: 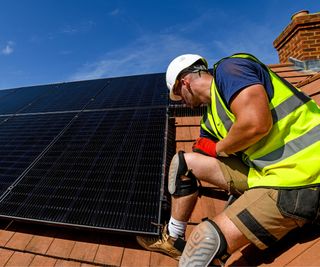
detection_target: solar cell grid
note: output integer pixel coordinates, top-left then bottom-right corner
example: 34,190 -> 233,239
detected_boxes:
0,72 -> 168,116
86,73 -> 168,110
169,102 -> 206,117
20,79 -> 108,114
0,89 -> 15,101
0,113 -> 75,196
0,84 -> 56,115
0,108 -> 168,234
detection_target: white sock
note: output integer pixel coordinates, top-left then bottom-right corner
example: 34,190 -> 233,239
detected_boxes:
168,217 -> 187,239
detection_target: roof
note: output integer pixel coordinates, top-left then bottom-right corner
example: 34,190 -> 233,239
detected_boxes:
0,63 -> 320,266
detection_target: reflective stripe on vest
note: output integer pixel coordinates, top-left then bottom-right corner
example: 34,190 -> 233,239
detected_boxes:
200,53 -> 320,188
249,124 -> 320,169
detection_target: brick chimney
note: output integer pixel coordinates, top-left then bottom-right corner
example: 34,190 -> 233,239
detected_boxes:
273,10 -> 320,63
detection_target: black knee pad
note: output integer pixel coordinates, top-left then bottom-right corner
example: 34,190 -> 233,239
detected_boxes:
168,151 -> 198,196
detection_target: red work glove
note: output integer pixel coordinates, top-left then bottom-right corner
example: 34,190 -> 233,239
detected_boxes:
192,137 -> 217,157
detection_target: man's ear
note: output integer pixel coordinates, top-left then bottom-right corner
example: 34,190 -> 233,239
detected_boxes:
180,76 -> 189,86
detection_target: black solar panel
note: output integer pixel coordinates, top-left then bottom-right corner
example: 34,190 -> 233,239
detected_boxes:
0,113 -> 75,196
0,85 -> 51,115
0,72 -> 171,235
86,73 -> 168,110
169,103 -> 206,117
0,89 -> 16,101
20,79 -> 108,114
0,109 -> 168,233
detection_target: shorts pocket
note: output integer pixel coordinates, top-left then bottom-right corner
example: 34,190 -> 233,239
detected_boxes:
277,187 -> 320,223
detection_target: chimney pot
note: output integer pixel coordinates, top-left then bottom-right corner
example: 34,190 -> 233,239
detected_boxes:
291,10 -> 309,20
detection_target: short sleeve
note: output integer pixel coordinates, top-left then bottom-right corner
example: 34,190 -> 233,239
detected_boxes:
215,58 -> 273,106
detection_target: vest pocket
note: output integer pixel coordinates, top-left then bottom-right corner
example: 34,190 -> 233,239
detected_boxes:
277,187 -> 320,223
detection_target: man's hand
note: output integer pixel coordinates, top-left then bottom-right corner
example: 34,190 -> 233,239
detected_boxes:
192,137 -> 217,157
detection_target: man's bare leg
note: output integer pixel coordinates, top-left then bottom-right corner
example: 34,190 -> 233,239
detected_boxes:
214,212 -> 249,253
168,152 -> 229,238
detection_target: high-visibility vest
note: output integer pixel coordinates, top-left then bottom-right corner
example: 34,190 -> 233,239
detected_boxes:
201,53 -> 320,188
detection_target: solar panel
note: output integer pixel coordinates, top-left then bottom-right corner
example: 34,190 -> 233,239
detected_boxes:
0,89 -> 16,101
169,103 -> 206,117
0,85 -> 51,115
0,113 -> 75,196
0,108 -> 168,233
0,72 -> 171,235
86,73 -> 168,110
20,79 -> 108,114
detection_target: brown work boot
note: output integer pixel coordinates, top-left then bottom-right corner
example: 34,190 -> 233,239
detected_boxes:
136,224 -> 184,260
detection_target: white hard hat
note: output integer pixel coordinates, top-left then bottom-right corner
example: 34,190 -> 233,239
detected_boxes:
166,54 -> 208,101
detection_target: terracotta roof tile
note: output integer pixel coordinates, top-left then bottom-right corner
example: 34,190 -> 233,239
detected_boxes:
270,227 -> 320,266
54,259 -> 81,267
46,238 -> 76,259
120,248 -> 150,267
93,244 -> 124,266
298,73 -> 320,96
80,264 -> 101,267
69,241 -> 99,263
175,126 -> 191,141
269,62 -> 316,85
25,235 -> 54,255
268,62 -> 294,69
0,230 -> 14,247
4,251 -> 35,266
176,142 -> 188,152
287,239 -> 320,266
29,255 -> 57,267
189,126 -> 200,140
149,252 -> 177,267
5,232 -> 33,251
0,248 -> 14,266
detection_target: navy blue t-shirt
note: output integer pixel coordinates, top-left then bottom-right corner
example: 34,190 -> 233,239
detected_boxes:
200,57 -> 273,138
215,57 -> 273,105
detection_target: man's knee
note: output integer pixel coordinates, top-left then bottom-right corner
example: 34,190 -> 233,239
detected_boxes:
179,219 -> 229,267
168,151 -> 199,197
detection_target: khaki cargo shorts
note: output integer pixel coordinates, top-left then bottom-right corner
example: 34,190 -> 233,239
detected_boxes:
217,156 -> 306,250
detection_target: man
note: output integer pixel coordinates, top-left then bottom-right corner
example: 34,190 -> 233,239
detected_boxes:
137,53 -> 320,266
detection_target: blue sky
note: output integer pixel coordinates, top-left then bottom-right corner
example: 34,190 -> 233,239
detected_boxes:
0,0 -> 319,90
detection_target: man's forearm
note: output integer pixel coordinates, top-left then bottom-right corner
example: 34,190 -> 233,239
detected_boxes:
216,121 -> 271,155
